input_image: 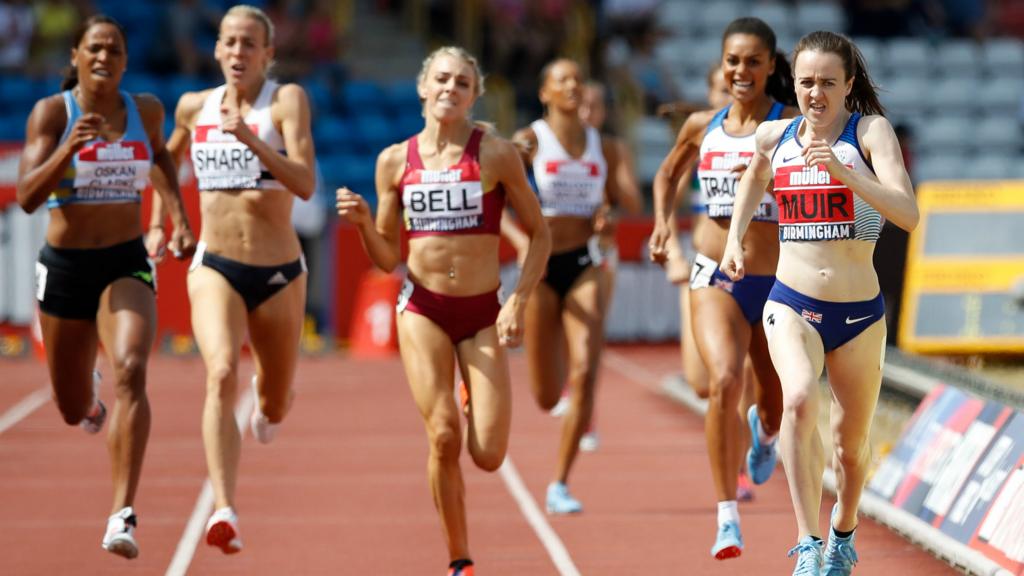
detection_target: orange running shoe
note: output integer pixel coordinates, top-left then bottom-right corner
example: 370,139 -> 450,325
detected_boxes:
736,471 -> 755,502
205,507 -> 243,554
458,380 -> 470,416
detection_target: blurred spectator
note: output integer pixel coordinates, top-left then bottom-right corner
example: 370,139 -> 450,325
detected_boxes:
166,0 -> 221,76
306,0 -> 348,89
0,0 -> 34,73
266,0 -> 310,80
30,0 -> 79,76
619,19 -> 679,114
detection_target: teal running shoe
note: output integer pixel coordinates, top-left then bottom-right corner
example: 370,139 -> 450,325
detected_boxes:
746,404 -> 778,484
546,482 -> 582,515
823,504 -> 859,575
788,536 -> 823,575
710,521 -> 743,560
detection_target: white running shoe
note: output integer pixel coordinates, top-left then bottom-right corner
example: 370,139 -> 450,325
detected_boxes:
549,394 -> 570,417
579,431 -> 600,452
206,507 -> 243,554
80,371 -> 107,435
102,506 -> 138,559
250,375 -> 277,444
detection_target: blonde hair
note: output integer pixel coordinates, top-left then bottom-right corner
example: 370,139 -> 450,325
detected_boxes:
222,4 -> 274,46
416,46 -> 486,100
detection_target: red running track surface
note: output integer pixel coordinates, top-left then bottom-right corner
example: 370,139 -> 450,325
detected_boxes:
0,346 -> 957,575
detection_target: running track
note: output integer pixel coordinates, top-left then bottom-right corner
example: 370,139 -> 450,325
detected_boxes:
0,345 -> 956,575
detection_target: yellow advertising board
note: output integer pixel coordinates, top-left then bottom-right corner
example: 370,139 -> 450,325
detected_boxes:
900,181 -> 1024,354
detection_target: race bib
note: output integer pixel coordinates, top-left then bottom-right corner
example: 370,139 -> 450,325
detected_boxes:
774,165 -> 856,241
403,168 -> 484,233
192,125 -> 262,190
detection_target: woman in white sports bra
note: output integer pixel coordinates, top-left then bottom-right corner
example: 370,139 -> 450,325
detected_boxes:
504,58 -> 632,515
650,17 -> 797,561
149,5 -> 316,554
17,15 -> 194,559
722,31 -> 918,576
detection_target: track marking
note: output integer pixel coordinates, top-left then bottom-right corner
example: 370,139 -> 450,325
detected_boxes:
165,388 -> 254,576
498,456 -> 581,576
0,387 -> 51,436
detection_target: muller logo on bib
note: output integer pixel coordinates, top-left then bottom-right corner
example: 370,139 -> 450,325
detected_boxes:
775,164 -> 856,241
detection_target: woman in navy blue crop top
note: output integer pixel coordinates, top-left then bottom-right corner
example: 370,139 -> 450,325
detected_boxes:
16,14 -> 195,560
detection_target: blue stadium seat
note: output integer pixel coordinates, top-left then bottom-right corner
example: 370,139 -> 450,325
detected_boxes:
352,114 -> 398,153
320,152 -> 378,209
121,73 -> 163,101
0,114 -> 25,141
384,81 -> 421,113
314,115 -> 360,155
303,80 -> 333,119
0,76 -> 36,111
340,81 -> 386,115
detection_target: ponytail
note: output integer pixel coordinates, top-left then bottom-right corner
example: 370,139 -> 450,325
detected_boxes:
793,31 -> 884,116
766,50 -> 797,106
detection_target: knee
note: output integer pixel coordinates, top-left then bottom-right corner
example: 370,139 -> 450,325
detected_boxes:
782,389 -> 817,427
472,445 -> 507,472
833,436 -> 869,471
535,384 -> 563,411
111,353 -> 147,399
56,397 -> 89,426
707,370 -> 742,405
428,422 -> 462,462
205,361 -> 238,401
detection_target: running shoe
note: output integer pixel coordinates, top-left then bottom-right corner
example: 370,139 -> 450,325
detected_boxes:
545,481 -> 582,515
101,506 -> 138,559
80,371 -> 107,435
579,430 -> 600,452
549,392 -> 569,417
250,375 -> 278,444
710,520 -> 743,560
823,504 -> 858,575
448,558 -> 474,576
788,536 -> 824,576
746,404 -> 778,484
206,507 -> 243,554
736,471 -> 755,502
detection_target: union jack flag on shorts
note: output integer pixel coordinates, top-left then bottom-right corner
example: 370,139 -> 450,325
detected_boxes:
801,309 -> 823,324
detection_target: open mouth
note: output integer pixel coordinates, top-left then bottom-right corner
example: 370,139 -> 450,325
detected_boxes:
809,102 -> 826,113
91,69 -> 111,78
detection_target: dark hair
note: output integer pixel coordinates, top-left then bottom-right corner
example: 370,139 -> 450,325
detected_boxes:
60,15 -> 128,91
721,17 -> 797,106
793,31 -> 884,116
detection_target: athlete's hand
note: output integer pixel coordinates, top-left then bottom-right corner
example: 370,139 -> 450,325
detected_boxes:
168,224 -> 197,260
496,293 -> 525,348
145,226 -> 167,262
648,219 -> 673,265
219,95 -> 255,144
720,237 -> 745,281
336,187 -> 373,228
64,113 -> 103,153
802,139 -> 843,175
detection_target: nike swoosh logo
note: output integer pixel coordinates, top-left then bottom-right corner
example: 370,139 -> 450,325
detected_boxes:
845,315 -> 873,325
782,155 -> 800,163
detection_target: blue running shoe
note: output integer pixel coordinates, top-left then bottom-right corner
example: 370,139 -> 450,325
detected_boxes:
823,504 -> 858,575
546,482 -> 582,515
788,536 -> 823,576
711,521 -> 743,559
746,404 -> 778,484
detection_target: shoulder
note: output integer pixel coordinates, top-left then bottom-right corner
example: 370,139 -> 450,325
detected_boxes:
271,82 -> 309,106
175,88 -> 213,119
28,93 -> 69,135
600,133 -> 624,158
679,109 -> 717,142
481,132 -> 521,165
857,114 -> 894,139
131,93 -> 165,125
376,140 -> 408,173
754,118 -> 792,152
780,105 -> 800,119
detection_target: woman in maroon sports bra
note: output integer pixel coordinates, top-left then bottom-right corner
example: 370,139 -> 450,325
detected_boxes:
336,46 -> 550,576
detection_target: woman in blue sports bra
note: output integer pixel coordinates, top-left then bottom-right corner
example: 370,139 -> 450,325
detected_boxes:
16,15 -> 194,560
722,31 -> 919,576
650,17 -> 797,561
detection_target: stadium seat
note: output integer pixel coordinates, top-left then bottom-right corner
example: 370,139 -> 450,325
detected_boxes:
794,3 -> 845,36
0,114 -> 25,142
927,77 -> 978,114
656,0 -> 702,36
384,80 -> 421,113
749,3 -> 793,40
977,77 -> 1023,116
851,37 -> 884,74
885,38 -> 930,70
935,40 -> 982,78
341,81 -> 386,115
982,38 -> 1024,76
915,116 -> 975,155
0,76 -> 36,112
962,154 -> 1015,179
880,77 -> 927,117
696,2 -> 743,36
914,153 -> 967,181
972,117 -> 1023,154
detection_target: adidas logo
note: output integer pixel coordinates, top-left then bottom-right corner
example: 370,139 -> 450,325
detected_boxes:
267,271 -> 288,285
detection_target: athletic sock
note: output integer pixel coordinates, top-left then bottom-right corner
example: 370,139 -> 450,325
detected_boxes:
717,500 -> 739,527
832,526 -> 855,539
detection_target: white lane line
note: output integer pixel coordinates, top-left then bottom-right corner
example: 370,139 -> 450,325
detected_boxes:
498,457 -> 581,576
0,387 -> 51,435
165,389 -> 254,576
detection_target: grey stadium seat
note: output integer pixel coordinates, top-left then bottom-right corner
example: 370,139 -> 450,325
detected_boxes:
914,153 -> 967,181
935,40 -> 982,79
794,3 -> 845,36
915,116 -> 976,154
982,38 -> 1024,75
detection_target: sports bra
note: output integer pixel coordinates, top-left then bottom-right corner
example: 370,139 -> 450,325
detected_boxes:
697,102 -> 784,222
770,113 -> 882,243
400,128 -> 505,237
190,80 -> 287,192
530,119 -> 607,218
47,90 -> 152,209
